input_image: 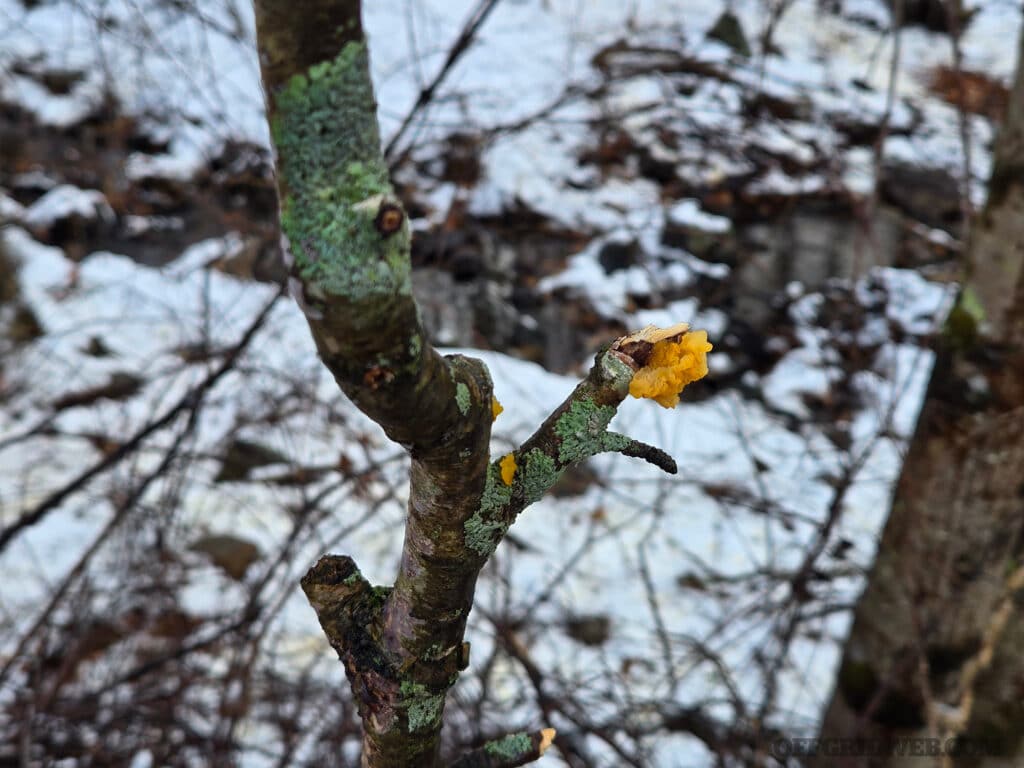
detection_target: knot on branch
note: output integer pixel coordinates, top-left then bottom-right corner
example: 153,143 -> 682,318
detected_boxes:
411,353 -> 494,466
373,201 -> 405,237
446,354 -> 494,420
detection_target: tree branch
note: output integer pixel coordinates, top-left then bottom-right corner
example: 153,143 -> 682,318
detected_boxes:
255,4 -> 499,763
448,729 -> 556,768
384,0 -> 503,168
253,4 -> 709,766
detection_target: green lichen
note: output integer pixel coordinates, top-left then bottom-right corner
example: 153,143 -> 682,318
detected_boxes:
423,643 -> 444,660
601,431 -> 632,452
485,732 -> 532,760
399,680 -> 445,733
368,585 -> 392,610
554,397 -> 618,464
408,333 -> 422,359
272,42 -> 411,300
598,351 -> 635,395
455,382 -> 471,416
522,449 -> 560,505
464,512 -> 506,557
342,569 -> 363,586
464,463 -> 513,556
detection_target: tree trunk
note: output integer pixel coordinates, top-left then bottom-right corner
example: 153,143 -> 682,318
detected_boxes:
818,21 -> 1024,768
251,4 -> 705,765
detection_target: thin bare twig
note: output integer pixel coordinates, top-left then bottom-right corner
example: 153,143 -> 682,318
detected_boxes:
385,0 -> 503,167
0,290 -> 282,555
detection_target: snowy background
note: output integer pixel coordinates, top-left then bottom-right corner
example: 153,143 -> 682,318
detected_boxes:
0,0 -> 1018,765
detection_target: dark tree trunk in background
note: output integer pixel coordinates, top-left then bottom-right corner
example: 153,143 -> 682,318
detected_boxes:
819,21 -> 1024,768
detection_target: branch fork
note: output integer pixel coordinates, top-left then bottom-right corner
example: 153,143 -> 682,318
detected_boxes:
253,3 -> 707,764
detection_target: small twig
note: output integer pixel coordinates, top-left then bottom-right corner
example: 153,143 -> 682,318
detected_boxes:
385,0 -> 503,167
448,728 -> 556,768
619,438 -> 677,474
859,0 -> 903,280
0,396 -> 203,694
498,626 -> 646,767
636,519 -> 679,691
0,290 -> 281,555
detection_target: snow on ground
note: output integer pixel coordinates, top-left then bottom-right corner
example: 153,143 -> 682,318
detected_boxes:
0,221 -> 951,764
0,0 -> 1009,764
2,0 -> 1017,210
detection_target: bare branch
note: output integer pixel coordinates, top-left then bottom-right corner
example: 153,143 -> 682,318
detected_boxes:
385,0 -> 503,167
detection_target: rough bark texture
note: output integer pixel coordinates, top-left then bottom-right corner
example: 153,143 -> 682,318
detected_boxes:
252,4 -> 685,765
254,3 -> 492,762
817,24 -> 1024,768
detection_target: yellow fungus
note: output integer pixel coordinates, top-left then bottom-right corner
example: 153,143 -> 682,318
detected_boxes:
539,728 -> 556,755
491,396 -> 504,421
499,453 -> 517,485
628,329 -> 713,408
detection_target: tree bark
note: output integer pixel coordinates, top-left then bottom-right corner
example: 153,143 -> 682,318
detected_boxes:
252,4 -> 695,765
818,21 -> 1024,768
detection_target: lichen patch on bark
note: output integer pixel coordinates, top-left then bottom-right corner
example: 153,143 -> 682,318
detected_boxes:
271,42 -> 411,299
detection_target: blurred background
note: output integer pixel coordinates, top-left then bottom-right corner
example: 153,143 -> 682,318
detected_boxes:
0,0 -> 1021,765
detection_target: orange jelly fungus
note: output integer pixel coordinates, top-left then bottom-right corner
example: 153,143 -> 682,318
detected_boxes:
499,453 -> 517,485
492,396 -> 504,421
628,330 -> 713,408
